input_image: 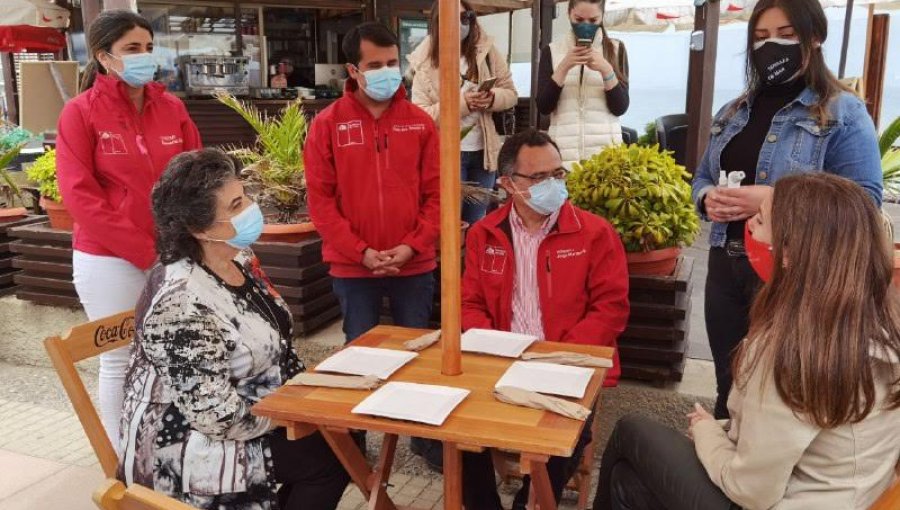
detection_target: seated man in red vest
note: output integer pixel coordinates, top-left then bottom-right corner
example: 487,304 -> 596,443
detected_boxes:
460,128 -> 629,509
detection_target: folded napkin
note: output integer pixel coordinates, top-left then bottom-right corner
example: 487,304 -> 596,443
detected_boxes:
404,330 -> 441,351
494,386 -> 590,421
286,373 -> 382,390
521,351 -> 613,368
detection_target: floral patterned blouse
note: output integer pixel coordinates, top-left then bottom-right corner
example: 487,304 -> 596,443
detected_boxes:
117,251 -> 303,509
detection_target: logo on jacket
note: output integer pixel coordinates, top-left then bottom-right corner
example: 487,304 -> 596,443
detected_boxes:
556,248 -> 587,259
392,124 -> 426,133
98,131 -> 128,155
160,135 -> 183,146
481,245 -> 507,275
336,120 -> 365,147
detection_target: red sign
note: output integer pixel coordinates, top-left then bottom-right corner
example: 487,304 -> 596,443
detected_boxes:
0,25 -> 65,52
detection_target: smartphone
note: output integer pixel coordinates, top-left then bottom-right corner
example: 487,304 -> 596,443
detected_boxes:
477,77 -> 497,92
576,38 -> 592,47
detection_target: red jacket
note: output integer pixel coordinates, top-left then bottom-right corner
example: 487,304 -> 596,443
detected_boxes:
57,74 -> 202,270
462,201 -> 629,385
305,81 -> 440,278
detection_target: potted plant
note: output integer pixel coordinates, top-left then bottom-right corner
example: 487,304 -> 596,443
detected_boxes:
0,144 -> 29,222
215,90 -> 314,243
26,149 -> 72,231
878,116 -> 900,288
568,143 -> 700,276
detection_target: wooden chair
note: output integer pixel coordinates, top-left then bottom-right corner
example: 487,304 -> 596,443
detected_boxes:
93,478 -> 198,510
45,312 -> 201,510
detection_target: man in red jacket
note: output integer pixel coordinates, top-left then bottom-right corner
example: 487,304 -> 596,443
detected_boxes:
460,129 -> 629,510
304,22 -> 440,343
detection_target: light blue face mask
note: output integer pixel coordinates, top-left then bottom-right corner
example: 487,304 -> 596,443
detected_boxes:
358,66 -> 402,102
520,178 -> 569,216
108,52 -> 157,88
211,202 -> 265,250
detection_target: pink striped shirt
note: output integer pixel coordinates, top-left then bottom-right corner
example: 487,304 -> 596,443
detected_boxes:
509,205 -> 561,339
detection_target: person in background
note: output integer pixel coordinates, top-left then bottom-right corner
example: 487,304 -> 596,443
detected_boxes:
119,149 -> 349,509
461,129 -> 630,509
691,0 -> 882,419
304,22 -> 440,346
536,0 -> 629,169
56,9 -> 202,448
408,0 -> 518,225
595,173 -> 900,510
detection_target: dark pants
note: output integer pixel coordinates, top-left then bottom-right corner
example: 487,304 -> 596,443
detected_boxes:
269,429 -> 351,510
461,150 -> 497,226
704,248 -> 760,419
332,272 -> 435,343
461,417 -> 592,510
594,415 -> 739,510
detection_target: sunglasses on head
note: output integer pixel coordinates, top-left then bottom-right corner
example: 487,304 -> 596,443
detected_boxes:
461,10 -> 477,25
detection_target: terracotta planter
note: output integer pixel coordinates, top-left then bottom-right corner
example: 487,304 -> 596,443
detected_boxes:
258,221 -> 317,243
626,246 -> 681,276
39,197 -> 74,231
0,207 -> 27,223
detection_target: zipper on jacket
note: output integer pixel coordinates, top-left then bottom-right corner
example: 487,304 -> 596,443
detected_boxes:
578,66 -> 586,161
545,253 -> 554,299
374,122 -> 386,229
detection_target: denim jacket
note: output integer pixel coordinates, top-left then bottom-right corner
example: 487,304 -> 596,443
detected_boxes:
691,87 -> 882,248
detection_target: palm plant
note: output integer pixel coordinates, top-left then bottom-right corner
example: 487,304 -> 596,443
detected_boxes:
0,144 -> 25,208
882,116 -> 900,200
215,90 -> 308,224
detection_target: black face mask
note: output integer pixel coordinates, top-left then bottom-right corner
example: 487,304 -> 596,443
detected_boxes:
752,38 -> 803,87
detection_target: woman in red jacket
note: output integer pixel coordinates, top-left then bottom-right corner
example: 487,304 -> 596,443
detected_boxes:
56,10 -> 201,449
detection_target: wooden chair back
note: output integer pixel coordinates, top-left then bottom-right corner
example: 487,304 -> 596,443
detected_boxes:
43,311 -> 136,477
93,478 -> 198,510
870,476 -> 900,510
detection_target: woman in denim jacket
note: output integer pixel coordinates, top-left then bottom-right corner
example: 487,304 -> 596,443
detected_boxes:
691,0 -> 882,419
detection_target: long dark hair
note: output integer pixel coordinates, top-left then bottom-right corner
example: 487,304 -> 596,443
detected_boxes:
428,0 -> 482,82
80,10 -> 154,92
738,0 -> 850,125
568,0 -> 626,85
735,173 -> 900,428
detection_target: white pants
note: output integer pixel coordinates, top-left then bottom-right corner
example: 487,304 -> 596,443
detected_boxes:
72,250 -> 147,452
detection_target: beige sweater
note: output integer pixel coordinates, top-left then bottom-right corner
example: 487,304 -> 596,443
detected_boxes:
407,34 -> 518,172
693,346 -> 900,510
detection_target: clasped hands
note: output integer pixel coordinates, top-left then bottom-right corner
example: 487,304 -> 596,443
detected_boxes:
704,185 -> 773,223
362,244 -> 415,276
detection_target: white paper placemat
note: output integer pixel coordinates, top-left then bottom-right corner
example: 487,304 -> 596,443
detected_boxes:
351,382 -> 470,426
315,347 -> 417,380
461,329 -> 538,358
495,361 -> 594,399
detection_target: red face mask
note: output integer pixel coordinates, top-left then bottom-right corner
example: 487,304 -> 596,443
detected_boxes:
745,222 -> 774,282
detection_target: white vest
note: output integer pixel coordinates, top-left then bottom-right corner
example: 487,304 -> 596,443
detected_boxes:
548,35 -> 623,169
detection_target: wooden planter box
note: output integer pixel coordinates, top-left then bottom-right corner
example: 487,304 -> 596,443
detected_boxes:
8,221 -> 78,307
619,256 -> 694,384
251,235 -> 341,336
0,215 -> 47,298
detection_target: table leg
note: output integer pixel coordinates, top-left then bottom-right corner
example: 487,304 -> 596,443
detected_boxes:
523,454 -> 556,510
442,442 -> 462,510
318,427 -> 399,510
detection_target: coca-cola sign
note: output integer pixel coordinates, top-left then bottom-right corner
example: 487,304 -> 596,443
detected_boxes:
94,316 -> 135,348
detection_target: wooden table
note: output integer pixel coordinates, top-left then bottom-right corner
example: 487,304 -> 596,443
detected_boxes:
253,325 -> 613,510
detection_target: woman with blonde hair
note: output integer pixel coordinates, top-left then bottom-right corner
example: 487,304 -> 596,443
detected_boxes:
594,173 -> 900,510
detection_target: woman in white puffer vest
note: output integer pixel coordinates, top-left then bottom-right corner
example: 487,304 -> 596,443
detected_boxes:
537,0 -> 629,169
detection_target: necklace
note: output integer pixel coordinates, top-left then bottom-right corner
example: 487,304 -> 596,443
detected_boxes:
244,282 -> 281,332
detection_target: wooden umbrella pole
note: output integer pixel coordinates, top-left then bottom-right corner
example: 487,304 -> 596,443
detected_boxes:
439,0 -> 462,376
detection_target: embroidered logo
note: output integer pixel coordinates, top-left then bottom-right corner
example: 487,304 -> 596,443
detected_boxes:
160,135 -> 183,146
336,120 -> 365,147
98,131 -> 128,155
392,123 -> 426,133
481,245 -> 507,275
556,248 -> 587,260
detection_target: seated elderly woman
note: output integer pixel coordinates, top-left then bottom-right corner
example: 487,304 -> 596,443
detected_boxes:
117,149 -> 349,509
594,173 -> 900,510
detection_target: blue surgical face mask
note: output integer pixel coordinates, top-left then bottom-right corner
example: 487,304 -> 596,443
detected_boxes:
571,22 -> 600,42
460,23 -> 471,41
108,52 -> 157,88
516,178 -> 569,216
357,66 -> 402,102
211,202 -> 265,250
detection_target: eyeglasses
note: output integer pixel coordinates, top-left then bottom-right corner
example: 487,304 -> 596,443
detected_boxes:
511,168 -> 568,183
461,10 -> 477,25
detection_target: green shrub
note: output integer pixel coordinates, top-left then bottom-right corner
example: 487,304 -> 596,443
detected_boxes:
26,149 -> 61,203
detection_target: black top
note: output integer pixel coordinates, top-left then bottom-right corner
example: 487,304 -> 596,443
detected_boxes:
535,44 -> 630,117
202,260 -> 293,341
722,79 -> 806,240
